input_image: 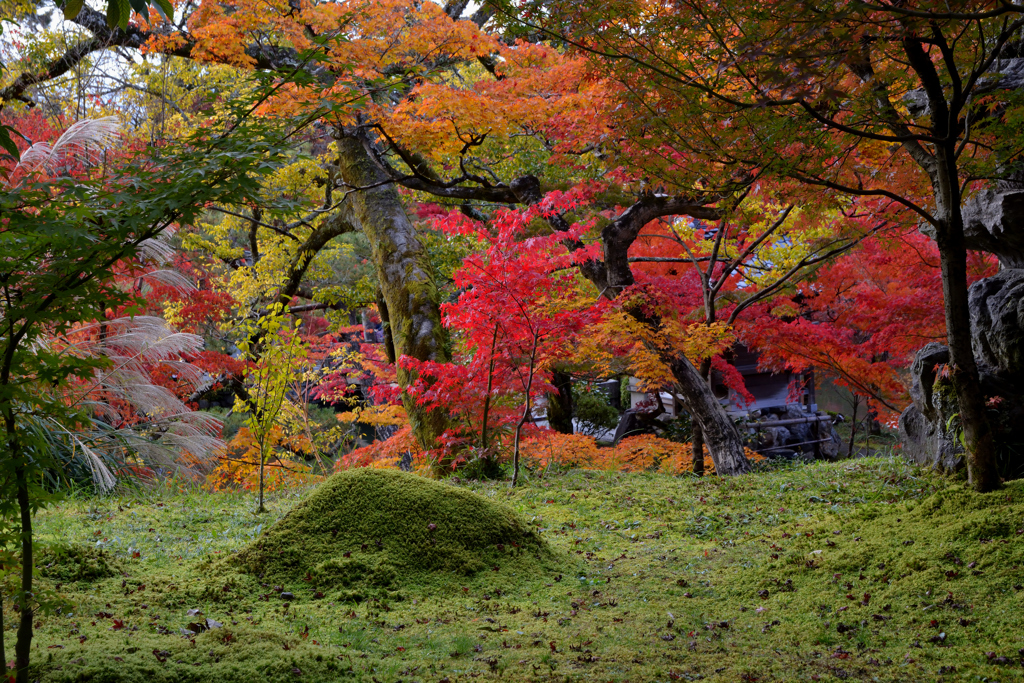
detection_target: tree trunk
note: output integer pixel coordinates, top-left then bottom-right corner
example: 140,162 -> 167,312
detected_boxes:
547,369 -> 574,435
15,465 -> 33,683
512,335 -> 540,487
691,358 -> 713,476
936,219 -> 999,491
670,354 -> 749,475
691,426 -> 705,476
333,130 -> 450,462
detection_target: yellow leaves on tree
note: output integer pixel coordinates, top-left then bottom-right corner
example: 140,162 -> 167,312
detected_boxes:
576,309 -> 735,391
207,426 -> 316,492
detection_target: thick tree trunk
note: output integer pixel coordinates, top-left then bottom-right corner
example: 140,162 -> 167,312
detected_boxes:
333,131 -> 451,461
547,369 -> 574,435
670,355 -> 750,476
936,219 -> 999,491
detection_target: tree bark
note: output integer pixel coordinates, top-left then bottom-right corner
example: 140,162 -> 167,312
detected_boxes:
13,452 -> 33,683
669,355 -> 750,475
691,358 -> 713,476
332,130 -> 451,461
935,217 -> 999,491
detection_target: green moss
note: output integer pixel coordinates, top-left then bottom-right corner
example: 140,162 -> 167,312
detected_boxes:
24,459 -> 1024,683
228,468 -> 553,590
37,543 -> 122,582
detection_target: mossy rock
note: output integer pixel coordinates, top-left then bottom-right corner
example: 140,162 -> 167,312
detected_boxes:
37,543 -> 121,582
229,469 -> 552,591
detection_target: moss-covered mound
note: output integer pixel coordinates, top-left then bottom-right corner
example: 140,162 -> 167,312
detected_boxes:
230,469 -> 551,592
37,543 -> 121,582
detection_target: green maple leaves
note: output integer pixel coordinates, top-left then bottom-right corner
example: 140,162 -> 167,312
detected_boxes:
59,0 -> 174,29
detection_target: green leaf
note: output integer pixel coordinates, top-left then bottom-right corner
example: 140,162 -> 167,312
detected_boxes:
116,0 -> 131,28
153,0 -> 173,19
62,0 -> 85,20
0,126 -> 19,162
129,0 -> 148,16
105,0 -> 120,28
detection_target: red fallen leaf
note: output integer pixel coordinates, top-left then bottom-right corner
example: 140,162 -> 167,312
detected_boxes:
47,645 -> 64,649
132,551 -> 141,559
549,641 -> 557,652
427,523 -> 437,531
152,649 -> 169,663
95,611 -> 113,619
343,551 -> 351,558
930,620 -> 939,628
396,647 -> 405,652
862,593 -> 870,605
112,619 -> 125,630
79,636 -> 87,644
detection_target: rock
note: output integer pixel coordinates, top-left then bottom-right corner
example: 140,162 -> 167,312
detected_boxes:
907,342 -> 950,422
969,268 -> 1024,382
958,192 -> 1024,267
280,592 -> 294,600
782,405 -> 812,446
898,343 -> 963,472
759,415 -> 791,450
818,423 -> 842,461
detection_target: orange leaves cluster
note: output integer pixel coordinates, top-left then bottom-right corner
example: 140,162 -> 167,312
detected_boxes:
520,432 -> 763,474
334,425 -> 425,471
333,427 -> 763,476
207,426 -> 316,491
377,46 -> 615,166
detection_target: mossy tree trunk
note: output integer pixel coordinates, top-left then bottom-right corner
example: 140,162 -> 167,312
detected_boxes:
332,129 -> 451,466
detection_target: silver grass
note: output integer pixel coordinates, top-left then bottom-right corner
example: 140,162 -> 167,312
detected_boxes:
13,116 -> 121,180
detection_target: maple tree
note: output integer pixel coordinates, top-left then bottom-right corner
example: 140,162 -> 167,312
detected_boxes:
746,229 -> 999,421
402,194 -> 602,480
500,0 -> 1024,490
0,0 -> 761,472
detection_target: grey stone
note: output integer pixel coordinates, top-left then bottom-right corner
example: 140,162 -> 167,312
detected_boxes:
783,405 -> 812,445
969,268 -> 1024,381
958,191 -> 1024,267
818,423 -> 842,461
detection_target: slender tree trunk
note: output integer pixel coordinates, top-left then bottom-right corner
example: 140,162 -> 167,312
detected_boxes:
511,335 -> 540,487
257,443 -> 266,513
333,130 -> 451,465
848,394 -> 859,458
14,464 -> 32,683
691,426 -> 705,476
691,358 -> 712,476
480,324 -> 500,450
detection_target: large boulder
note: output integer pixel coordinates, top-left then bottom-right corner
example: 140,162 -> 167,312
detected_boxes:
900,272 -> 1024,477
970,268 -> 1024,383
